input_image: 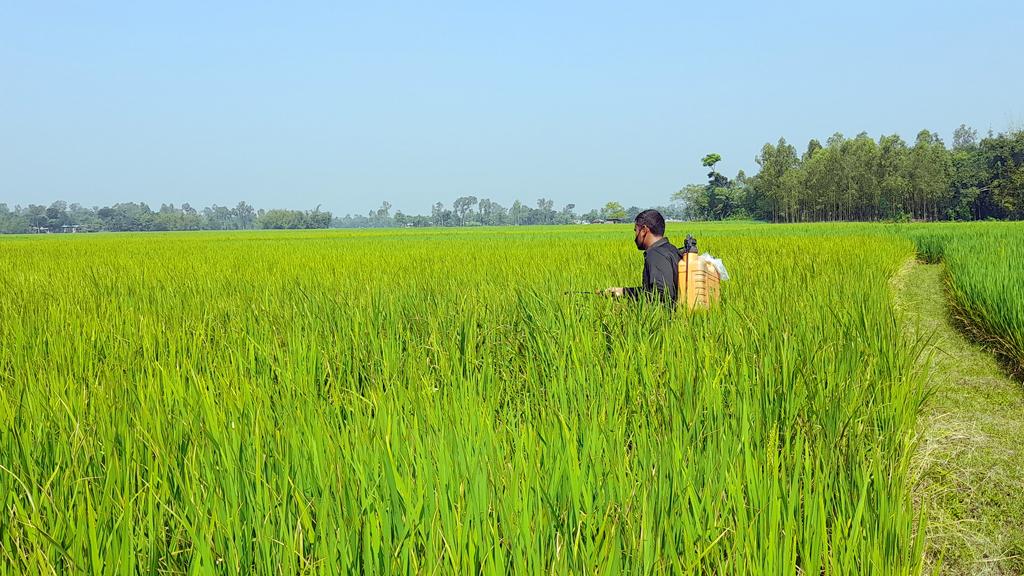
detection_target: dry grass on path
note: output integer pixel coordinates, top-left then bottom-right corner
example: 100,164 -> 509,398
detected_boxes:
896,261 -> 1024,575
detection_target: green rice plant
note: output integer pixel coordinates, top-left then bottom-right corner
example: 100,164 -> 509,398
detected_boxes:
901,222 -> 1024,376
943,230 -> 1024,376
0,224 -> 930,573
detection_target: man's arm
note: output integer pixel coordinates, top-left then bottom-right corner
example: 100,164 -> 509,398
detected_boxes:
622,251 -> 674,302
606,247 -> 677,300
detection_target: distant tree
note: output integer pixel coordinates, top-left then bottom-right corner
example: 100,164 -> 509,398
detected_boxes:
877,134 -> 911,220
656,203 -> 687,221
909,130 -> 952,220
235,201 -> 256,229
509,200 -> 528,225
802,139 -> 823,161
557,203 -> 577,224
453,196 -> 477,226
153,203 -> 181,231
305,206 -> 332,228
844,132 -> 882,220
701,153 -> 722,171
259,209 -> 305,229
203,205 -> 234,230
673,184 -> 708,220
431,202 -> 456,226
66,203 -> 99,230
98,202 -> 154,231
752,139 -> 799,221
979,129 -> 1024,219
29,205 -> 47,223
0,203 -> 29,233
602,201 -> 626,220
366,201 -> 394,227
530,198 -> 555,224
46,201 -> 70,229
477,198 -> 507,226
702,154 -> 737,220
953,124 -> 978,151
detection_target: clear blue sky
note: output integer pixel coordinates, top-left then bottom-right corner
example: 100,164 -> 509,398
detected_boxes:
2,1 -> 1021,215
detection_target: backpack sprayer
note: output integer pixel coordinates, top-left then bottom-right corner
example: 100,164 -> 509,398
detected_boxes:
567,234 -> 727,311
678,235 -> 724,311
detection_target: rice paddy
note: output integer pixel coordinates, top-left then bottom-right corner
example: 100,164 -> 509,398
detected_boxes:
0,222 -> 1021,574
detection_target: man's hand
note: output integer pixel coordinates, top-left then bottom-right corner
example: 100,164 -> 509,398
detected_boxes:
601,287 -> 625,297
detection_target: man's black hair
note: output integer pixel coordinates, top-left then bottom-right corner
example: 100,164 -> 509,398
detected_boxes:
634,209 -> 666,236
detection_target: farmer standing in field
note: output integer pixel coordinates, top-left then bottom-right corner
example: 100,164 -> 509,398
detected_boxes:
603,209 -> 681,306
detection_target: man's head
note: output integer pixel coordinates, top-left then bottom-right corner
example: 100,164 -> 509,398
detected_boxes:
633,209 -> 665,250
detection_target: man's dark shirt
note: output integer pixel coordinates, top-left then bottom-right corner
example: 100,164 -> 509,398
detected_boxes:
623,237 -> 681,305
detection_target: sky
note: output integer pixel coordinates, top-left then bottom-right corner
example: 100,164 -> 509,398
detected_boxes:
1,1 -> 1022,216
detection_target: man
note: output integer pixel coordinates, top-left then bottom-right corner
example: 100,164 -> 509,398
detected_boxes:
603,209 -> 681,306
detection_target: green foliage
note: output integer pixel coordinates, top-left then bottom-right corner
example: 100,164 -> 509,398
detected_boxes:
258,208 -> 331,229
681,128 -> 1024,223
0,223 -> 939,573
0,202 -> 332,233
751,138 -> 800,221
674,155 -> 742,220
334,198 -> 587,228
905,223 -> 1024,375
602,201 -> 626,220
701,153 -> 721,169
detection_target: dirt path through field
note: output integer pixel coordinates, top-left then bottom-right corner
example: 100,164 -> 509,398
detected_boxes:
894,260 -> 1024,575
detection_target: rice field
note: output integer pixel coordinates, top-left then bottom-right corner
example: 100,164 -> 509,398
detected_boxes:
0,222 -> 1019,574
905,223 -> 1024,377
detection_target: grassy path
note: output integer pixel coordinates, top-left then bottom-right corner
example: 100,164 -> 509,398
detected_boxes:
894,261 -> 1024,574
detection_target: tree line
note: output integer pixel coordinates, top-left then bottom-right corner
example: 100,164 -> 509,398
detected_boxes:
331,199 -> 685,228
5,124 -> 1021,234
0,202 -> 332,234
677,125 -> 1024,222
0,198 -> 684,234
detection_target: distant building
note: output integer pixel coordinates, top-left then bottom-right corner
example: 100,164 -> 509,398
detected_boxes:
29,224 -> 85,234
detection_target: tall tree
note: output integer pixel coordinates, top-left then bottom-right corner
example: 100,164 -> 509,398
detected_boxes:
452,196 -> 477,226
753,139 -> 799,221
509,200 -> 527,226
877,134 -> 911,220
701,153 -> 722,172
235,201 -> 256,229
909,130 -> 952,220
953,124 -> 978,151
602,201 -> 626,220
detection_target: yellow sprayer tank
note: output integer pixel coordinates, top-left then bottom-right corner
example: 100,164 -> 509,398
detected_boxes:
677,252 -> 721,311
